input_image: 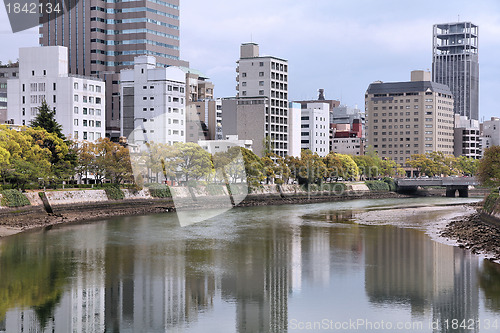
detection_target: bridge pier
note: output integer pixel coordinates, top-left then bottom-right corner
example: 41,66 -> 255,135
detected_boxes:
445,188 -> 457,197
445,186 -> 469,198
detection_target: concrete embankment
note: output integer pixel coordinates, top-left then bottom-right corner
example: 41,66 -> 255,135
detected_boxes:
0,184 -> 488,238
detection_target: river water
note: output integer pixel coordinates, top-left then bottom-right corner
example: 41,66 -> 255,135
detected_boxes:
1,197 -> 500,333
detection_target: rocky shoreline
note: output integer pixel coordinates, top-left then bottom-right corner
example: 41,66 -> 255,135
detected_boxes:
441,209 -> 500,261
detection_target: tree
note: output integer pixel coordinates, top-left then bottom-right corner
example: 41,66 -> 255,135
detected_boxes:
241,148 -> 264,186
295,149 -> 326,185
336,154 -> 359,180
167,142 -> 213,183
30,100 -> 65,140
477,146 -> 500,187
455,156 -> 479,176
94,138 -> 134,184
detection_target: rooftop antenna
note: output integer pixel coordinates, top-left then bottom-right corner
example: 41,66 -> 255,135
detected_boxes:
458,14 -> 460,22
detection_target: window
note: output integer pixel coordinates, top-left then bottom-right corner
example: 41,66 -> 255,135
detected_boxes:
96,86 -> 101,93
74,82 -> 79,90
74,131 -> 78,139
242,82 -> 247,87
74,107 -> 78,114
83,120 -> 88,127
83,132 -> 88,140
53,95 -> 56,103
32,70 -> 35,76
259,81 -> 264,86
83,96 -> 88,103
259,62 -> 264,66
53,83 -> 56,90
259,72 -> 264,77
242,73 -> 247,78
83,108 -> 88,115
74,119 -> 78,126
259,90 -> 264,95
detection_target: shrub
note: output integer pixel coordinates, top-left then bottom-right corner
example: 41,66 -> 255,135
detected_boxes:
365,180 -> 390,191
0,189 -> 31,207
483,191 -> 499,214
104,185 -> 125,200
147,184 -> 172,198
320,183 -> 347,193
383,177 -> 397,192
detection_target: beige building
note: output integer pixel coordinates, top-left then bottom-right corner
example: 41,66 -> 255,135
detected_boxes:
235,43 -> 289,157
365,70 -> 454,166
186,99 -> 222,142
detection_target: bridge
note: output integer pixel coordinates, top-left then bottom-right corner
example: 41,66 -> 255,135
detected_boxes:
395,177 -> 479,197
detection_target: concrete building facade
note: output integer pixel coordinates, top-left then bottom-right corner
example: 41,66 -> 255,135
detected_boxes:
454,114 -> 481,158
433,22 -> 479,120
221,96 -> 268,157
288,102 -> 302,157
330,120 -> 364,155
297,102 -> 329,157
481,117 -> 500,152
0,63 -> 19,124
39,0 -> 187,139
7,46 -> 105,141
186,99 -> 222,142
120,55 -> 186,148
236,43 -> 289,157
365,70 -> 454,165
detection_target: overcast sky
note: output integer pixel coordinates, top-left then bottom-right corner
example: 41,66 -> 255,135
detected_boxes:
1,0 -> 499,120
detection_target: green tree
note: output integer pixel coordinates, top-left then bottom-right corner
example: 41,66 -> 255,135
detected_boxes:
167,142 -> 213,183
296,149 -> 326,185
455,156 -> 479,176
336,154 -> 359,180
30,100 -> 65,140
94,138 -> 134,184
241,148 -> 265,186
478,146 -> 500,186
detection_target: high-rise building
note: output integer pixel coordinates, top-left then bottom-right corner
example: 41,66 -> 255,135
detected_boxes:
365,70 -> 454,168
120,55 -> 186,148
39,0 -> 187,139
8,46 -> 106,141
235,43 -> 289,157
432,22 -> 479,120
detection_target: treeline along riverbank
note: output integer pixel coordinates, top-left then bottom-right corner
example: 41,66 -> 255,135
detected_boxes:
0,183 -> 491,239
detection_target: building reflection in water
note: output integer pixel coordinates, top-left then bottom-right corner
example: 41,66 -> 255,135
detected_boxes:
364,226 -> 479,332
0,207 -> 499,333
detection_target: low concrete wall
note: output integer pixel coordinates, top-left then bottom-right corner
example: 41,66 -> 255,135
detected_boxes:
24,192 -> 44,206
45,190 -> 109,206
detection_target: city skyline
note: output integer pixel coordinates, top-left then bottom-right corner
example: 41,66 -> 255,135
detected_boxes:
1,0 -> 500,121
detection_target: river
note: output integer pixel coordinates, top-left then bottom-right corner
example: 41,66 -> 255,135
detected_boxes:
0,196 -> 499,333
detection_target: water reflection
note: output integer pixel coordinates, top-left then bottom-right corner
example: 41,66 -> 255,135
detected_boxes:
365,226 -> 479,332
0,198 -> 498,333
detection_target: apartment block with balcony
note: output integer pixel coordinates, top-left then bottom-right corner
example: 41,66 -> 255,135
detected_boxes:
454,114 -> 481,158
365,70 -> 454,165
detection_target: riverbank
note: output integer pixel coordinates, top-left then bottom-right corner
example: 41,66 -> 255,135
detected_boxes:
0,187 -> 409,238
0,185 -> 490,239
441,211 -> 500,261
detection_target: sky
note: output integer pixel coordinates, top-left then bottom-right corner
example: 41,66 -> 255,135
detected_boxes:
1,0 -> 500,120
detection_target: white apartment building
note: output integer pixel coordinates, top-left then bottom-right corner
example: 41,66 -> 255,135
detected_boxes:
120,56 -> 186,149
288,102 -> 301,157
299,102 -> 330,157
236,43 -> 289,157
7,46 -> 105,141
